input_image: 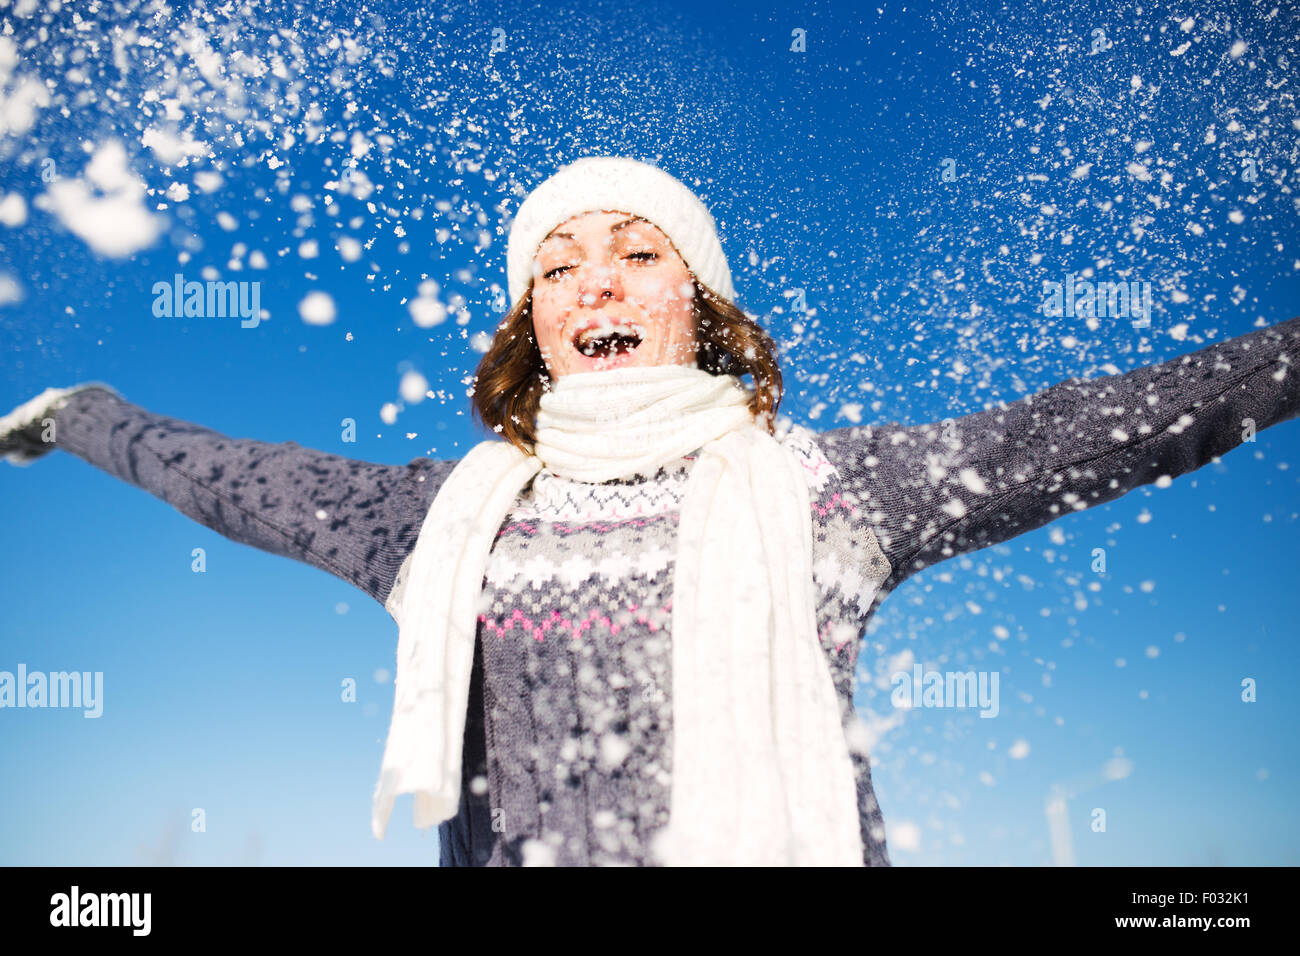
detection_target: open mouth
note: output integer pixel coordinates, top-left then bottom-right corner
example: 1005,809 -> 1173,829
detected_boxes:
571,321 -> 646,359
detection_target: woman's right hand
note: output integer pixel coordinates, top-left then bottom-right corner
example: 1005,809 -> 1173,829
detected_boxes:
0,385 -> 103,465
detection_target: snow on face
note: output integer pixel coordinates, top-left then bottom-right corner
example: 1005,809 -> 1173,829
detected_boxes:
529,211 -> 698,381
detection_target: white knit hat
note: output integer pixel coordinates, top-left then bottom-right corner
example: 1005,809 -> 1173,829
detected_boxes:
506,156 -> 737,310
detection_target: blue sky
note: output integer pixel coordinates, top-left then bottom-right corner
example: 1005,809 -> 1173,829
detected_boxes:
1,0 -> 1297,864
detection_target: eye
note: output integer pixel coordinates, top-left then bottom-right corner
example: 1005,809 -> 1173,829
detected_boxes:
543,253 -> 655,280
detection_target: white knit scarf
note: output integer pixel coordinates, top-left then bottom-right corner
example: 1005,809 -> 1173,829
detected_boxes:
372,364 -> 863,865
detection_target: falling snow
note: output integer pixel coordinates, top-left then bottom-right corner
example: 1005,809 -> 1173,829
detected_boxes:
1,0 -> 1295,868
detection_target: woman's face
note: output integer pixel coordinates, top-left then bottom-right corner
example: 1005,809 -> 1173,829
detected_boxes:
530,210 -> 698,380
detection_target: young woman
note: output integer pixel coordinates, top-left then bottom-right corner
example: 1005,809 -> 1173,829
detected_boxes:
4,156 -> 1298,866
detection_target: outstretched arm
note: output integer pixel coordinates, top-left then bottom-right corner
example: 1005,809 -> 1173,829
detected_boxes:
2,385 -> 455,607
816,315 -> 1300,599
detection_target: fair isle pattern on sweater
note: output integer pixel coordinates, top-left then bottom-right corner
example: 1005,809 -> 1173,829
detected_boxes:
439,425 -> 894,866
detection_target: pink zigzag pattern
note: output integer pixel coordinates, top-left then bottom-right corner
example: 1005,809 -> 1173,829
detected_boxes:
820,619 -> 855,656
480,600 -> 674,642
812,490 -> 859,519
480,601 -> 854,656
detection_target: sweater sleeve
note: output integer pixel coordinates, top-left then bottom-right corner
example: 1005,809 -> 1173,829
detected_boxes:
49,386 -> 456,607
815,314 -> 1300,597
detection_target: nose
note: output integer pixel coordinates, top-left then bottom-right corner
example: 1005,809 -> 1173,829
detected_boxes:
577,262 -> 620,306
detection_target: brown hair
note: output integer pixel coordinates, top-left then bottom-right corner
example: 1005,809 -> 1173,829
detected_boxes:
469,282 -> 784,455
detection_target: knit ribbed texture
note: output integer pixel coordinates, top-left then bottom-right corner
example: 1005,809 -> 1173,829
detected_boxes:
506,156 -> 737,308
51,387 -> 452,604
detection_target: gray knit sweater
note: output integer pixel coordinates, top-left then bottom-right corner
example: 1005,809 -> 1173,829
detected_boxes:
34,315 -> 1300,865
